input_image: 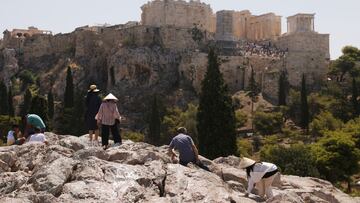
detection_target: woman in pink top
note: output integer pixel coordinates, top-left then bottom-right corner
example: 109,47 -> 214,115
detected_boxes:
95,93 -> 122,149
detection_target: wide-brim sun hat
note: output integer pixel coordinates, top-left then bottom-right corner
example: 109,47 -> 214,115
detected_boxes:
103,93 -> 118,101
88,84 -> 100,92
239,157 -> 256,169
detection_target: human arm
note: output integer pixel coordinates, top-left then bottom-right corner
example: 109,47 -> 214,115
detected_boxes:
95,103 -> 103,125
246,176 -> 255,196
168,140 -> 177,161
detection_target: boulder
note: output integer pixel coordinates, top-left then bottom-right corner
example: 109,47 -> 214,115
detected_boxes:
0,134 -> 358,203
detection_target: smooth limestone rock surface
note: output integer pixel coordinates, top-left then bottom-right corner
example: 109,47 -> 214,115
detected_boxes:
0,133 -> 358,203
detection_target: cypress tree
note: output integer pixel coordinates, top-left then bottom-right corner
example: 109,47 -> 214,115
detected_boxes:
73,89 -> 86,136
20,88 -> 32,116
0,82 -> 9,115
8,87 -> 14,117
278,70 -> 289,106
197,48 -> 237,159
352,78 -> 359,117
47,90 -> 54,119
300,74 -> 309,130
64,66 -> 74,108
246,67 -> 261,113
148,94 -> 161,146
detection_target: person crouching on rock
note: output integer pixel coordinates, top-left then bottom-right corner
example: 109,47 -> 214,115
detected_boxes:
95,93 -> 122,150
23,114 -> 46,140
240,157 -> 280,200
27,127 -> 49,145
168,127 -> 210,171
85,84 -> 102,146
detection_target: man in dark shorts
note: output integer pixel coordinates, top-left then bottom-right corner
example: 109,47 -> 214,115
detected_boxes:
168,127 -> 210,171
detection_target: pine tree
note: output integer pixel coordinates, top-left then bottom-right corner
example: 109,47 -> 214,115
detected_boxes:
20,88 -> 32,116
148,95 -> 161,146
47,90 -> 54,119
197,48 -> 237,159
30,95 -> 49,125
352,77 -> 359,118
0,82 -> 9,115
300,74 -> 310,130
8,87 -> 14,117
278,70 -> 289,106
64,66 -> 74,108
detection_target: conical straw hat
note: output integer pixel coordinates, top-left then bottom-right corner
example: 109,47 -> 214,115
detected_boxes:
103,93 -> 118,101
239,157 -> 256,169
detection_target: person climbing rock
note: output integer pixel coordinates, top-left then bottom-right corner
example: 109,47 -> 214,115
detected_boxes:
239,157 -> 280,200
168,127 -> 210,171
85,84 -> 102,146
95,93 -> 122,150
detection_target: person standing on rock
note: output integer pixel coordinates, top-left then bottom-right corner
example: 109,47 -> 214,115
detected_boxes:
95,93 -> 122,149
240,157 -> 280,200
85,84 -> 102,146
168,127 -> 210,171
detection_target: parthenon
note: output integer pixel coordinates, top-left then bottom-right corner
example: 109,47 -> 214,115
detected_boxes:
141,0 -> 315,42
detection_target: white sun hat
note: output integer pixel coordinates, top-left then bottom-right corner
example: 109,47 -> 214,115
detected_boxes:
103,93 -> 118,101
88,84 -> 100,92
239,157 -> 256,169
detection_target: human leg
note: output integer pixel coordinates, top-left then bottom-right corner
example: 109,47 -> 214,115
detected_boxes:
101,125 -> 110,147
263,174 -> 276,199
89,130 -> 94,141
256,179 -> 266,198
93,129 -> 100,146
110,123 -> 121,144
195,160 -> 210,172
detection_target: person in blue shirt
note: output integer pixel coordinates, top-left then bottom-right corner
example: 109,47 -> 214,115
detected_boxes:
168,127 -> 209,171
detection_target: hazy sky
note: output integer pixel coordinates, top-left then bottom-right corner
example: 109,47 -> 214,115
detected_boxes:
1,0 -> 359,59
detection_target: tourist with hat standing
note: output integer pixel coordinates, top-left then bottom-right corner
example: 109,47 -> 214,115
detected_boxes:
239,157 -> 280,199
95,93 -> 122,149
85,84 -> 102,146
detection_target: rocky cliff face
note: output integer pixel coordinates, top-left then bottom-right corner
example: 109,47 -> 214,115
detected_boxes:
0,133 -> 358,203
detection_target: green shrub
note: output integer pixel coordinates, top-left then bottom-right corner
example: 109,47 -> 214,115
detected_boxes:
237,138 -> 252,157
123,131 -> 145,142
235,110 -> 248,129
254,111 -> 283,135
161,104 -> 198,145
260,143 -> 319,177
311,133 -> 360,184
310,111 -> 343,137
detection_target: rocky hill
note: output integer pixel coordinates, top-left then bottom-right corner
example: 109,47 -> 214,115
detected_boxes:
0,133 -> 358,203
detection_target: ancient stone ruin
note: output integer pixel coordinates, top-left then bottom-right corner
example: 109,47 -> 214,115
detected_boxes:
0,0 -> 331,124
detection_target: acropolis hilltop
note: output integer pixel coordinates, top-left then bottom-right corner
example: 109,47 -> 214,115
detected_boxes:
0,0 -> 330,104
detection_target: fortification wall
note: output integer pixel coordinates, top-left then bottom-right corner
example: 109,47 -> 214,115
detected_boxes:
179,52 -> 283,101
141,0 -> 216,32
276,32 -> 330,87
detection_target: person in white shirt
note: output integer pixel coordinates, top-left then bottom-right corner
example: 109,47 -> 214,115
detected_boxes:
7,124 -> 21,146
27,128 -> 48,145
239,157 -> 280,199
